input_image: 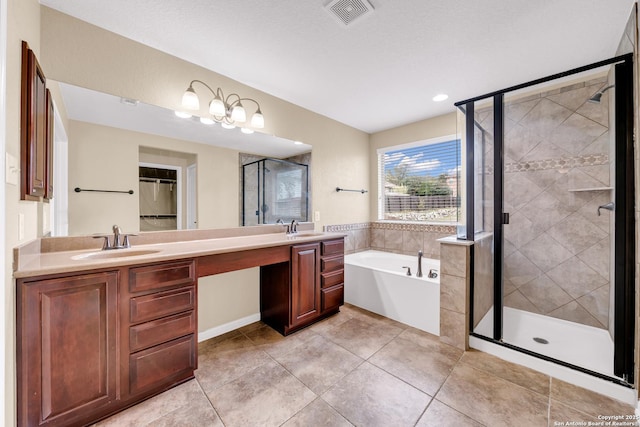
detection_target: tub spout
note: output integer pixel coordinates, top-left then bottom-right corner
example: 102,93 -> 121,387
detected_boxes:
417,250 -> 423,278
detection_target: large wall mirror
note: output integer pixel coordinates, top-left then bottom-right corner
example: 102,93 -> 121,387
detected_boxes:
50,81 -> 312,236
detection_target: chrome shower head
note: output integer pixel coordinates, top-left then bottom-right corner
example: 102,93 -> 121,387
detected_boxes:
588,84 -> 614,103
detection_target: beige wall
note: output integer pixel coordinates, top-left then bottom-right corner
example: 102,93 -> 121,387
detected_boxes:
68,120 -> 243,235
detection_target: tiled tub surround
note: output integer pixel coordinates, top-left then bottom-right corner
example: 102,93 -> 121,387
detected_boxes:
323,222 -> 456,258
475,76 -> 614,330
95,304 -> 635,427
370,222 -> 456,259
324,222 -> 371,254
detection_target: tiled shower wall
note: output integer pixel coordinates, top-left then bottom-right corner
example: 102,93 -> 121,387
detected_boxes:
481,77 -> 613,330
324,222 -> 456,259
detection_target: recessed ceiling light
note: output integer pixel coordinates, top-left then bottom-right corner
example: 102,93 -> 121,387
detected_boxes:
200,117 -> 214,125
174,111 -> 192,119
294,141 -> 303,145
432,94 -> 449,102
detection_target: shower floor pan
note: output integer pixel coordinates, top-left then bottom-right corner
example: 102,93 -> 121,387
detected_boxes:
475,307 -> 614,378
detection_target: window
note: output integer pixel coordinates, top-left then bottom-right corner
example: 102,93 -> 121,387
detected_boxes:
378,135 -> 460,222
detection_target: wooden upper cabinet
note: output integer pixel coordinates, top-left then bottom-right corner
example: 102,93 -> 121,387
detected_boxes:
45,88 -> 54,200
21,41 -> 52,201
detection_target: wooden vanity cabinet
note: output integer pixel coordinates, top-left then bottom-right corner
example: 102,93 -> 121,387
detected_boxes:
124,260 -> 197,397
17,259 -> 198,427
261,238 -> 344,335
320,239 -> 345,313
17,271 -> 119,427
16,238 -> 343,425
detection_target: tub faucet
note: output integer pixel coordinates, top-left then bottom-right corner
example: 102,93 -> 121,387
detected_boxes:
417,250 -> 423,278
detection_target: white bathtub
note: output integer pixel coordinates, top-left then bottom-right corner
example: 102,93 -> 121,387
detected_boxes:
344,250 -> 440,335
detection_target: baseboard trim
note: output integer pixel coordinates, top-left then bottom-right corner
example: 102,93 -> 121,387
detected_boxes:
197,313 -> 261,342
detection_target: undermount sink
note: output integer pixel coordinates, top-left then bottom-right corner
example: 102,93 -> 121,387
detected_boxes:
289,232 -> 326,238
71,249 -> 161,261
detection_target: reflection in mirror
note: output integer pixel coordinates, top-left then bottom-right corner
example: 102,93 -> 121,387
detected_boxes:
52,81 -> 312,236
242,157 -> 310,226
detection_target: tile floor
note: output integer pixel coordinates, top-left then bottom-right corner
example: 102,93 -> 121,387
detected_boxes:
97,304 -> 636,427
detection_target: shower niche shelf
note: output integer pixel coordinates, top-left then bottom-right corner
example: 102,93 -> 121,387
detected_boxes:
567,187 -> 613,192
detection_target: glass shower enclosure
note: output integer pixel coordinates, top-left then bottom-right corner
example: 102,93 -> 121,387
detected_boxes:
242,158 -> 309,225
457,54 -> 635,385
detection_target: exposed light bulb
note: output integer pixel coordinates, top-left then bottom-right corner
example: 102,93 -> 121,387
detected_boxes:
174,111 -> 192,119
182,85 -> 199,110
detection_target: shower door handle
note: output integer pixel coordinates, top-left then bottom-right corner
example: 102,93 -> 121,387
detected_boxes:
597,202 -> 615,216
502,212 -> 510,224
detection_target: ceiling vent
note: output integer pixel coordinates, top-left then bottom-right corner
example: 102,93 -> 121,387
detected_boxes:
326,0 -> 374,27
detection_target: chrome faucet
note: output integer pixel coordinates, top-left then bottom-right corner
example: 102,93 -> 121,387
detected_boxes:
113,225 -> 122,247
289,220 -> 299,234
417,250 -> 423,278
94,224 -> 135,250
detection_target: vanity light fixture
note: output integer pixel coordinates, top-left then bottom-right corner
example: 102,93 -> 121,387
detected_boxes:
181,80 -> 265,129
432,93 -> 449,102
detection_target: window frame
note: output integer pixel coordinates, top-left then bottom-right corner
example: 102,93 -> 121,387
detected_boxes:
377,134 -> 460,224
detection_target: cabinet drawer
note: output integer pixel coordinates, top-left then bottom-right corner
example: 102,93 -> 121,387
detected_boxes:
321,269 -> 344,289
130,286 -> 195,324
321,255 -> 344,272
129,260 -> 195,293
322,240 -> 344,256
322,285 -> 344,311
129,310 -> 196,353
129,335 -> 196,395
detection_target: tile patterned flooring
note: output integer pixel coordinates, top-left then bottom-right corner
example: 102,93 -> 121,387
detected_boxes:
97,304 -> 635,427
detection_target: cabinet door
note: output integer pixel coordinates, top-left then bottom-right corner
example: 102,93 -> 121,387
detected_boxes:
18,272 -> 118,427
291,243 -> 321,327
20,41 -> 48,201
45,88 -> 54,200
